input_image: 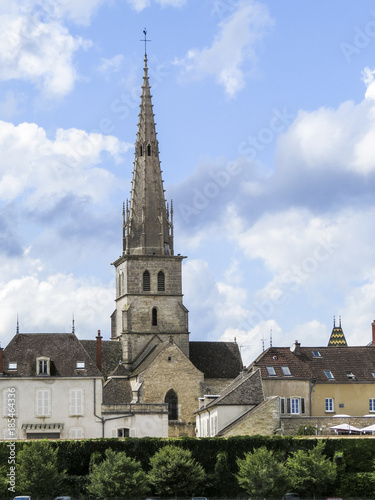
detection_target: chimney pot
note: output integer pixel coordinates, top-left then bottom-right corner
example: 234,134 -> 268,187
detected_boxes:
96,330 -> 102,372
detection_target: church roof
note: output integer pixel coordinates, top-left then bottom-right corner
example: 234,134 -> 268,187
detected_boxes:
103,378 -> 133,405
328,317 -> 347,346
198,368 -> 264,410
3,333 -> 102,377
123,53 -> 173,256
189,341 -> 243,378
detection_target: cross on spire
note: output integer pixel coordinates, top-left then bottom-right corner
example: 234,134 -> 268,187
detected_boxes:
141,28 -> 151,55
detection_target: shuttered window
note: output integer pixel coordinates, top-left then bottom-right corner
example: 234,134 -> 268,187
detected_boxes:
36,389 -> 51,416
143,270 -> 150,291
70,389 -> 84,416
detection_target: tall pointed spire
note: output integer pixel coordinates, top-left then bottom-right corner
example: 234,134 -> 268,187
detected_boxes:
125,39 -> 173,256
328,316 -> 348,347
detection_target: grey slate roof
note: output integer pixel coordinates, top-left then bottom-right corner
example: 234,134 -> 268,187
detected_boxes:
80,339 -> 123,377
198,368 -> 264,411
103,378 -> 133,405
4,333 -> 102,377
251,345 -> 375,383
189,341 -> 243,378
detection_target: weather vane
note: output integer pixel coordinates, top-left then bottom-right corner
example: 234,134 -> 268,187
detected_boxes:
141,28 -> 151,55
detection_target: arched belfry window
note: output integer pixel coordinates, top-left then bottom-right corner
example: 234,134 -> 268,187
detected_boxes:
157,271 -> 165,291
152,307 -> 158,326
143,270 -> 150,291
147,144 -> 151,156
165,389 -> 178,420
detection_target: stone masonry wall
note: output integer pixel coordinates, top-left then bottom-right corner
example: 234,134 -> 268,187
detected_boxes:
281,415 -> 375,435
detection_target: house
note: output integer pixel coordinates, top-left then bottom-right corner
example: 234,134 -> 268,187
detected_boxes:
195,320 -> 375,436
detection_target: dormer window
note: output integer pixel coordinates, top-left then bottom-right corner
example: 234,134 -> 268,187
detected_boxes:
346,371 -> 356,380
76,362 -> 85,369
8,362 -> 17,371
37,357 -> 50,376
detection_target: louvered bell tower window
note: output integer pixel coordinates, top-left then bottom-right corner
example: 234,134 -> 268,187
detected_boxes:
143,270 -> 150,291
157,271 -> 165,291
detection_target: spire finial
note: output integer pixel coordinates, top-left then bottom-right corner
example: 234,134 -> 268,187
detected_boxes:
72,314 -> 75,334
141,28 -> 151,55
333,315 -> 336,328
339,315 -> 341,327
16,313 -> 19,334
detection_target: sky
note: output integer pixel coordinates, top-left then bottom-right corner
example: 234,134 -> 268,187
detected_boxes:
1,0 -> 375,365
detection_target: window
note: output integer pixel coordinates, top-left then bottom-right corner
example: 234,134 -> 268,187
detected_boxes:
147,144 -> 151,156
36,357 -> 50,375
76,361 -> 85,369
312,350 -> 322,357
346,371 -> 355,380
8,362 -> 17,370
369,399 -> 375,412
70,389 -> 84,416
118,428 -> 130,438
291,398 -> 300,414
70,428 -> 84,439
36,389 -> 51,417
281,366 -> 291,376
143,270 -> 150,291
325,398 -> 334,412
165,389 -> 178,420
157,271 -> 165,291
139,145 -> 143,156
280,397 -> 285,414
152,307 -> 158,326
324,370 -> 334,379
266,366 -> 276,376
286,397 -> 305,415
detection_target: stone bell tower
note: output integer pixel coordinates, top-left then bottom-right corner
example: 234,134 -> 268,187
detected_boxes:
111,50 -> 189,368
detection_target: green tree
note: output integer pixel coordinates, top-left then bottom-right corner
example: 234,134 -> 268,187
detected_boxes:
148,444 -> 206,497
87,448 -> 149,499
16,441 -> 66,499
236,445 -> 288,499
285,441 -> 337,498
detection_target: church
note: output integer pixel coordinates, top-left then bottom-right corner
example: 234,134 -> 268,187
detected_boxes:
0,50 -> 243,440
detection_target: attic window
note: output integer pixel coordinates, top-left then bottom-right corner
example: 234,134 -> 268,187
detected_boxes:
266,366 -> 276,376
346,371 -> 356,380
324,369 -> 335,379
8,362 -> 17,370
76,362 -> 85,369
37,357 -> 50,376
372,372 -> 375,378
312,350 -> 322,357
281,366 -> 291,376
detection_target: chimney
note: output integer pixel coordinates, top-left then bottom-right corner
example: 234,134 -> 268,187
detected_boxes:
0,346 -> 3,375
372,321 -> 375,346
290,340 -> 301,355
96,330 -> 102,372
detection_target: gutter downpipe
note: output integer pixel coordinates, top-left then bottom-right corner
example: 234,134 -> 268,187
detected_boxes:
94,379 -> 133,437
309,379 -> 317,416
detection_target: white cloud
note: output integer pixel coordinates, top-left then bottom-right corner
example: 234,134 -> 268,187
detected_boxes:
0,270 -> 114,347
0,120 -> 130,206
97,55 -> 124,76
0,14 -> 91,97
276,93 -> 375,176
127,0 -> 186,11
177,0 -> 273,96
